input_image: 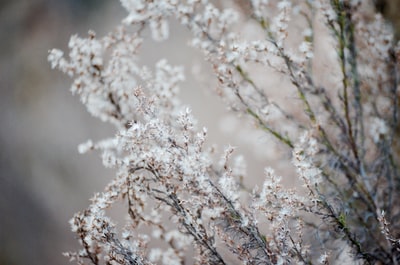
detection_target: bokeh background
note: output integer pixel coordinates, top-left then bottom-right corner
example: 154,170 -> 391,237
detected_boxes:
0,1 -> 125,264
1,1 -> 399,265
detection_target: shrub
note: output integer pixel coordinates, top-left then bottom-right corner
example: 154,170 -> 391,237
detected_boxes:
49,0 -> 400,264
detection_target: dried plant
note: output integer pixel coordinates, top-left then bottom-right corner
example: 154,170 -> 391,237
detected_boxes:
49,0 -> 400,264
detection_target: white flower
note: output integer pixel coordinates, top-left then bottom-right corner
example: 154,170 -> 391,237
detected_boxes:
48,49 -> 64,69
318,252 -> 329,264
299,41 -> 313,59
370,117 -> 388,143
78,140 -> 93,154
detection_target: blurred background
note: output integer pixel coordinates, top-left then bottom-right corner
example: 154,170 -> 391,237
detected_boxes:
0,1 -> 126,264
1,1 -> 399,264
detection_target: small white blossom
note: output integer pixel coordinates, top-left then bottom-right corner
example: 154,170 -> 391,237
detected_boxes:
78,139 -> 94,154
318,252 -> 330,264
299,41 -> 313,59
370,117 -> 388,143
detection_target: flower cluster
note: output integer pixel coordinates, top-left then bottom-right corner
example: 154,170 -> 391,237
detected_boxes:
50,0 -> 400,264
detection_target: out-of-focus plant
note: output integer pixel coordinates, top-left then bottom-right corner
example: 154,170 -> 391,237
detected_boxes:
49,0 -> 400,264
